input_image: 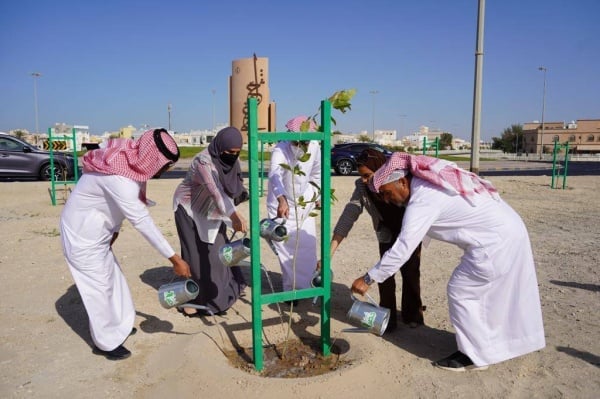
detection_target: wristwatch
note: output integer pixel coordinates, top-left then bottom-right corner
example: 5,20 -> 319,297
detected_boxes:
363,273 -> 374,286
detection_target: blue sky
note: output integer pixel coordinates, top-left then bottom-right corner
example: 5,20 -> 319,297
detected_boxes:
1,0 -> 598,141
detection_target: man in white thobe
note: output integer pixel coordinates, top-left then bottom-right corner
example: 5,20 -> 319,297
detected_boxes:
60,128 -> 191,360
352,152 -> 545,371
267,116 -> 321,298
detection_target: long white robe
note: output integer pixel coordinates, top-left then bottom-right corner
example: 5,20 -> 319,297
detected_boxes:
60,173 -> 174,351
369,177 -> 545,366
267,141 -> 321,291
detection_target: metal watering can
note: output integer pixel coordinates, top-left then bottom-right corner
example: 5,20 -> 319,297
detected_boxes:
157,279 -> 200,309
218,234 -> 251,266
346,293 -> 390,336
259,218 -> 287,241
259,218 -> 287,255
310,269 -> 334,305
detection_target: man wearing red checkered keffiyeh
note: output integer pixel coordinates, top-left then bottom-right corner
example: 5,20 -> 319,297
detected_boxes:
370,152 -> 499,205
60,128 -> 191,361
84,128 -> 179,179
352,152 -> 545,372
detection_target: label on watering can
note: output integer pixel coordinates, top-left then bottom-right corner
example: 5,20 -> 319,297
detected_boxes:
361,311 -> 377,328
163,290 -> 177,307
222,246 -> 233,263
260,220 -> 270,231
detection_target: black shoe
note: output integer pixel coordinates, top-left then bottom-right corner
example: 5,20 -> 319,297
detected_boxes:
434,351 -> 488,372
93,345 -> 131,360
129,327 -> 137,336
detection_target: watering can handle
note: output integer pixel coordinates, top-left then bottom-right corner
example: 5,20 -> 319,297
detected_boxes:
228,230 -> 247,242
351,293 -> 379,307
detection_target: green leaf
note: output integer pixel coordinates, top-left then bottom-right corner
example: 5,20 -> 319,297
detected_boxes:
330,188 -> 338,202
300,120 -> 312,132
298,152 -> 311,162
328,89 -> 356,114
308,212 -> 319,217
309,181 -> 322,192
279,163 -> 292,171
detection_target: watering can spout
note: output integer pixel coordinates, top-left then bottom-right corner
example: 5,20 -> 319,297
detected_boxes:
259,218 -> 287,241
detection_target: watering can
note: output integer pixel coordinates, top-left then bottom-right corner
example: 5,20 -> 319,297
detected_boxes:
346,293 -> 390,336
218,234 -> 251,266
157,279 -> 200,309
259,218 -> 287,255
310,269 -> 334,305
259,218 -> 287,241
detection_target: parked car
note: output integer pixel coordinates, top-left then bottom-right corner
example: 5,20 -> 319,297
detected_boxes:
330,142 -> 393,175
0,132 -> 76,181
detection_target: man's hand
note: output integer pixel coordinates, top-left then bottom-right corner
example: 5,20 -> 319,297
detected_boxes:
230,211 -> 248,233
277,195 -> 289,219
351,275 -> 371,296
169,254 -> 192,278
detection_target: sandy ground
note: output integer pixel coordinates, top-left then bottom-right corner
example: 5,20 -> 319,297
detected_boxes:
0,174 -> 599,398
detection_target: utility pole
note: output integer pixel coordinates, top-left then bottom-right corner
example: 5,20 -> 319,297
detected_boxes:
538,66 -> 547,159
469,0 -> 485,174
168,103 -> 172,131
369,90 -> 379,141
31,72 -> 42,134
212,89 -> 216,133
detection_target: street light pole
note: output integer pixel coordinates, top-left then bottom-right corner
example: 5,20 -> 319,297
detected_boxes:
469,0 -> 485,174
369,90 -> 379,141
31,72 -> 41,134
538,66 -> 547,159
211,89 -> 216,133
168,103 -> 172,131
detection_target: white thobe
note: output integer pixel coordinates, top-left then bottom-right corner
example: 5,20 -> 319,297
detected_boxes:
369,177 -> 545,366
60,173 -> 175,351
267,141 -> 321,291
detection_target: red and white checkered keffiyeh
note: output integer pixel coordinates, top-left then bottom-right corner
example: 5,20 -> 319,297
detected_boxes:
370,152 -> 499,205
285,116 -> 317,132
83,129 -> 178,182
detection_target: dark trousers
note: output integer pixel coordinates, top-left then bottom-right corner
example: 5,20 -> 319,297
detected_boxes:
377,241 -> 423,326
174,206 -> 246,313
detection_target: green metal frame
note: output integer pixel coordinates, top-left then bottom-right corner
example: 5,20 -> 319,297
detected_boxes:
247,98 -> 332,371
49,127 -> 80,205
422,137 -> 439,157
551,140 -> 570,189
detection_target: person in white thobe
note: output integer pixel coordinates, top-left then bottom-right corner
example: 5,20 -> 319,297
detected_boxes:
60,128 -> 191,360
267,116 -> 321,293
352,152 -> 545,370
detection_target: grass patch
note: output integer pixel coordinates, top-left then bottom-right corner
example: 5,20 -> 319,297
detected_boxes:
178,147 -> 272,161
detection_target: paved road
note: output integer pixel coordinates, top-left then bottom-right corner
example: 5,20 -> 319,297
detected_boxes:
165,159 -> 599,180
3,159 -> 597,183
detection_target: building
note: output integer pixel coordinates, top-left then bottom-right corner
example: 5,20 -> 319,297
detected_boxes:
522,119 -> 600,154
230,55 -> 276,142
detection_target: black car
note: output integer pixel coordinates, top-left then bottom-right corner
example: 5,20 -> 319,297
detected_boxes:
0,133 -> 76,181
330,142 -> 392,175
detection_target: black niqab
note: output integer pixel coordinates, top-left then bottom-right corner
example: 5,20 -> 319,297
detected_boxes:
208,127 -> 244,199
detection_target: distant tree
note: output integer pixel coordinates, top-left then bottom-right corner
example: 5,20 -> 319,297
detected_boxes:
332,130 -> 343,135
358,134 -> 371,142
491,124 -> 523,153
439,132 -> 453,150
13,130 -> 27,139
